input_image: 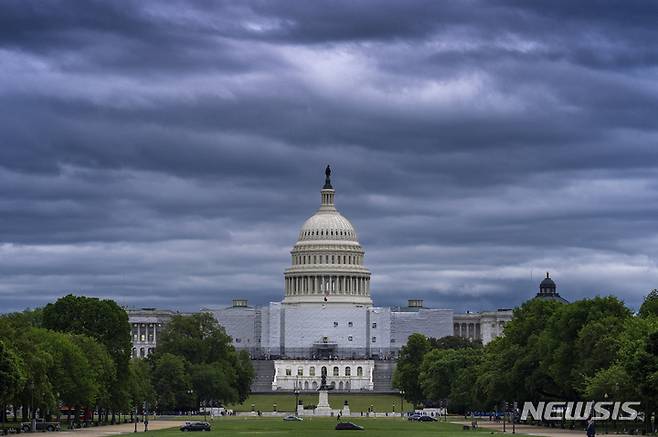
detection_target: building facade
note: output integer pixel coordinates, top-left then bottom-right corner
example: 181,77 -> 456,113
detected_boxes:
128,168 -> 567,392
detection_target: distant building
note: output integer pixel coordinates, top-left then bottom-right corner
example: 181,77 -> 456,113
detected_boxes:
534,272 -> 569,303
127,308 -> 178,358
127,168 -> 565,392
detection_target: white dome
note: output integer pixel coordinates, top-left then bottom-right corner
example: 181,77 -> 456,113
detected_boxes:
298,211 -> 358,242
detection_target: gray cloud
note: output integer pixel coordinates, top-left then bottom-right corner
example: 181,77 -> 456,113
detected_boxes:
1,0 -> 657,314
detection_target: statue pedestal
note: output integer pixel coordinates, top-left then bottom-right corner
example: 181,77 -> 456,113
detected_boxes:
342,405 -> 351,417
314,390 -> 332,416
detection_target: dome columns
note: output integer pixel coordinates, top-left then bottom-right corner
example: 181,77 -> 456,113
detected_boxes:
284,273 -> 370,297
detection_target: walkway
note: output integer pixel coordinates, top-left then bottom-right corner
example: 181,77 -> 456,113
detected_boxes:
55,421 -> 177,437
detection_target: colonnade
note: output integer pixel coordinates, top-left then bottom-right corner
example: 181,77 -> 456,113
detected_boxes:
285,275 -> 370,296
453,322 -> 481,340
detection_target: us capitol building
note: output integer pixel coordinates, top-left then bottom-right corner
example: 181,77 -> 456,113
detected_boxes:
128,167 -> 566,393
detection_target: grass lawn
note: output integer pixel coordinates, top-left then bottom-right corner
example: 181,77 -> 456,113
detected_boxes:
227,393 -> 402,413
152,416 -> 509,437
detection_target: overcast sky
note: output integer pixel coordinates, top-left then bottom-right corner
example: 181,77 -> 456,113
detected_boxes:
1,0 -> 657,314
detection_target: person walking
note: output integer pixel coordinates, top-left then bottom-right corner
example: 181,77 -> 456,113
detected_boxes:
586,418 -> 596,437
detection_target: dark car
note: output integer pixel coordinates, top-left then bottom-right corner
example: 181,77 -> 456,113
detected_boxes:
283,415 -> 303,421
407,413 -> 422,421
21,421 -> 61,432
335,422 -> 364,430
180,422 -> 211,432
417,415 -> 437,422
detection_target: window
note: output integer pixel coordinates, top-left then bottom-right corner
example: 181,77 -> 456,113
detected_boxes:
333,366 -> 339,376
321,366 -> 327,376
285,368 -> 292,376
235,338 -> 241,343
309,367 -> 316,376
371,322 -> 377,329
333,321 -> 338,327
348,336 -> 353,341
391,339 -> 396,343
357,367 -> 363,377
348,321 -> 353,327
297,367 -> 303,376
372,336 -> 377,343
345,367 -> 351,376
140,334 -> 145,342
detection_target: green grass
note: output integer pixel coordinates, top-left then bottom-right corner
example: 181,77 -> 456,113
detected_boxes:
227,393 -> 403,413
151,416 -> 512,437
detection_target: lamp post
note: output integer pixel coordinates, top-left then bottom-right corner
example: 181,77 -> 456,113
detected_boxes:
604,393 -> 608,434
29,381 -> 36,433
399,390 -> 405,417
293,377 -> 300,415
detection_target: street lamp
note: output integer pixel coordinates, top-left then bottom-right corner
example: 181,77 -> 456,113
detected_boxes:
399,390 -> 405,417
604,393 -> 609,434
29,381 -> 36,433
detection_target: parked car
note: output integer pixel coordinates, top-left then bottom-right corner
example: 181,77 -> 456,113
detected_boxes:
21,421 -> 61,432
335,422 -> 364,430
283,415 -> 303,421
407,413 -> 422,421
417,415 -> 437,422
179,422 -> 211,432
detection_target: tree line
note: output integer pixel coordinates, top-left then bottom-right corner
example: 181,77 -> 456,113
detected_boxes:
0,294 -> 254,427
393,291 -> 658,431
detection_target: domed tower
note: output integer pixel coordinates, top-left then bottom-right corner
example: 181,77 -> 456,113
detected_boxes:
283,166 -> 372,305
534,272 -> 568,303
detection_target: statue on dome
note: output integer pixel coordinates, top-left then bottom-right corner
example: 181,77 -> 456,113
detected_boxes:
323,165 -> 333,189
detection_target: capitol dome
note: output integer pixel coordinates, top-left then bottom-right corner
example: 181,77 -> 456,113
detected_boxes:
283,166 -> 372,305
298,212 -> 357,242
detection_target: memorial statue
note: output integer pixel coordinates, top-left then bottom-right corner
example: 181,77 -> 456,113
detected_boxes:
323,165 -> 333,189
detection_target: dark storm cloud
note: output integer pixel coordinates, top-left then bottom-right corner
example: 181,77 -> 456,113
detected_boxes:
1,0 -> 657,313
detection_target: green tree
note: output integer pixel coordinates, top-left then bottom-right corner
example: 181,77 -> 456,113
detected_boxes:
42,295 -> 132,418
420,347 -> 481,412
128,359 -> 155,414
154,313 -> 254,407
474,298 -> 564,406
429,335 -> 482,350
639,289 -> 658,318
539,296 -> 631,400
392,333 -> 430,406
0,340 -> 26,423
152,353 -> 194,411
70,335 -> 116,417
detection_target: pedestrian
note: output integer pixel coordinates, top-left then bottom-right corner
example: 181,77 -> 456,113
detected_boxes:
144,419 -> 149,432
586,418 -> 596,437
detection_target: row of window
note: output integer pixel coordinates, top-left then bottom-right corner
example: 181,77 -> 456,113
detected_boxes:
301,229 -> 354,238
333,322 -> 377,328
284,366 -> 364,377
292,253 -> 363,265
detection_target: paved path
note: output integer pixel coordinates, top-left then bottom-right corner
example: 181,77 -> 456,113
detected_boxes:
452,420 -> 635,437
55,421 -> 177,437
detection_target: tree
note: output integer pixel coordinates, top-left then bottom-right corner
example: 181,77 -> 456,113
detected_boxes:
0,340 -> 26,423
42,295 -> 132,419
155,313 -> 233,365
429,336 -> 482,350
152,354 -> 194,411
70,335 -> 116,418
474,298 -> 564,406
420,347 -> 481,411
128,359 -> 155,414
538,296 -> 631,400
392,333 -> 430,406
639,289 -> 658,318
154,313 -> 254,408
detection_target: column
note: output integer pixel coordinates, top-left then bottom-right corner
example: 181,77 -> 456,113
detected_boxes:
137,324 -> 141,342
153,324 -> 157,345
